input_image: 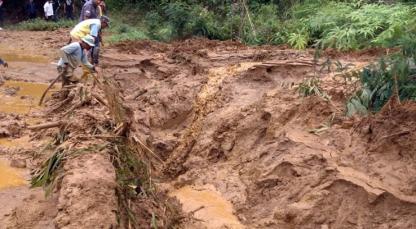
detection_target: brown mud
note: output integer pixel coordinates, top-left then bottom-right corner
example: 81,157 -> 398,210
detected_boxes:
0,30 -> 415,229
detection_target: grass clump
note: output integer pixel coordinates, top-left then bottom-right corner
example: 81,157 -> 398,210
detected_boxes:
12,18 -> 76,31
108,24 -> 149,43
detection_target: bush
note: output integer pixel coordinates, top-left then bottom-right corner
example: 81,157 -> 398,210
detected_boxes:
346,38 -> 416,116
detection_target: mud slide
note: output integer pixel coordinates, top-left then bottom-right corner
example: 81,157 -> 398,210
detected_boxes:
108,39 -> 416,228
1,30 -> 416,229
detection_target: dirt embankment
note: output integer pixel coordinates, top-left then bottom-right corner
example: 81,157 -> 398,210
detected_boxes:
106,38 -> 416,228
1,30 -> 416,229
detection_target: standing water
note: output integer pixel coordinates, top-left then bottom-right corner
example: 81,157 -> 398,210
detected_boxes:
0,159 -> 26,189
0,80 -> 50,114
170,185 -> 244,229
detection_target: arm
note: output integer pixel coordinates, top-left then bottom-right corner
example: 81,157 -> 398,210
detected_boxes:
81,54 -> 94,71
90,24 -> 99,38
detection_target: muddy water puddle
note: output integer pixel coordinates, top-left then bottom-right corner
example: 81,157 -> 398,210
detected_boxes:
0,159 -> 27,190
0,80 -> 43,189
0,80 -> 51,114
170,185 -> 244,229
0,53 -> 48,64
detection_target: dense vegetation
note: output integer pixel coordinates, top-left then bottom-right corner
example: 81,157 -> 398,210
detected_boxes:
100,0 -> 416,49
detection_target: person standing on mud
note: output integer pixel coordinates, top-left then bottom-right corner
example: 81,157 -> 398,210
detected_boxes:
52,0 -> 60,21
79,0 -> 100,21
64,0 -> 74,20
57,35 -> 96,86
69,16 -> 109,69
43,0 -> 54,21
26,0 -> 37,20
97,0 -> 106,17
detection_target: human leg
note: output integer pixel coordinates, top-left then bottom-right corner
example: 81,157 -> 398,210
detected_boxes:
91,35 -> 101,65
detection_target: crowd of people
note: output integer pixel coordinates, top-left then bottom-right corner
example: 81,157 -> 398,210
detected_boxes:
0,0 -> 107,24
0,0 -> 110,90
42,0 -> 106,21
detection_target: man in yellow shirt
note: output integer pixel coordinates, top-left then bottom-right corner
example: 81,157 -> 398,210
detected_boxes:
69,16 -> 109,79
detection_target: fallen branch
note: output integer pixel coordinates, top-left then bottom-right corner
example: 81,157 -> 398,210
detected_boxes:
28,121 -> 66,130
379,130 -> 410,140
126,89 -> 148,100
77,135 -> 122,140
252,60 -> 316,68
189,206 -> 205,216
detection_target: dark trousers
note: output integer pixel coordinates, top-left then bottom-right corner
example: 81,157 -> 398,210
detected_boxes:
91,36 -> 100,65
0,8 -> 3,27
65,5 -> 73,19
28,13 -> 37,19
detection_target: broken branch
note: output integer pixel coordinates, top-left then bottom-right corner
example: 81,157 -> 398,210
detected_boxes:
28,121 -> 66,130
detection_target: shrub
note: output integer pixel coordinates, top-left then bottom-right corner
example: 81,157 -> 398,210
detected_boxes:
346,38 -> 416,116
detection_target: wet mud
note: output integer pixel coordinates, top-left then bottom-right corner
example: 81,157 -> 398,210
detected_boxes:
108,38 -> 416,228
0,30 -> 415,229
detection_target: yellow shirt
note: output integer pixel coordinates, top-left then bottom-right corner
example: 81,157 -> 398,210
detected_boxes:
70,19 -> 101,40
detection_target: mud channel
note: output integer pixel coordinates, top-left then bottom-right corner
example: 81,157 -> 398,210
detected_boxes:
1,30 -> 416,229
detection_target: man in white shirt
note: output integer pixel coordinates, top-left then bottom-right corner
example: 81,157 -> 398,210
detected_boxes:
44,0 -> 54,21
57,35 -> 96,86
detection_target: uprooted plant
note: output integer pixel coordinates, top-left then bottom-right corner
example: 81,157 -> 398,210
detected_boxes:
30,72 -> 182,228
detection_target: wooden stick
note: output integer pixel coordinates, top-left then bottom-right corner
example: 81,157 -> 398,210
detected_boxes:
132,135 -> 163,163
39,72 -> 64,106
92,92 -> 108,107
28,121 -> 66,130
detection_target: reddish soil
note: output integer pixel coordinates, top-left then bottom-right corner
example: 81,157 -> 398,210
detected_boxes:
0,30 -> 415,229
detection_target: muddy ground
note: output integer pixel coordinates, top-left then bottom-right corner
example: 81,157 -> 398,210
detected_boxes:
0,30 -> 416,229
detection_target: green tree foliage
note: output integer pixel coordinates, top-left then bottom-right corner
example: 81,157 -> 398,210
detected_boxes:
103,0 -> 416,49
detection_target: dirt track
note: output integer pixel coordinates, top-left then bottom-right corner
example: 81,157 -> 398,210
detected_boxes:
1,30 -> 416,228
